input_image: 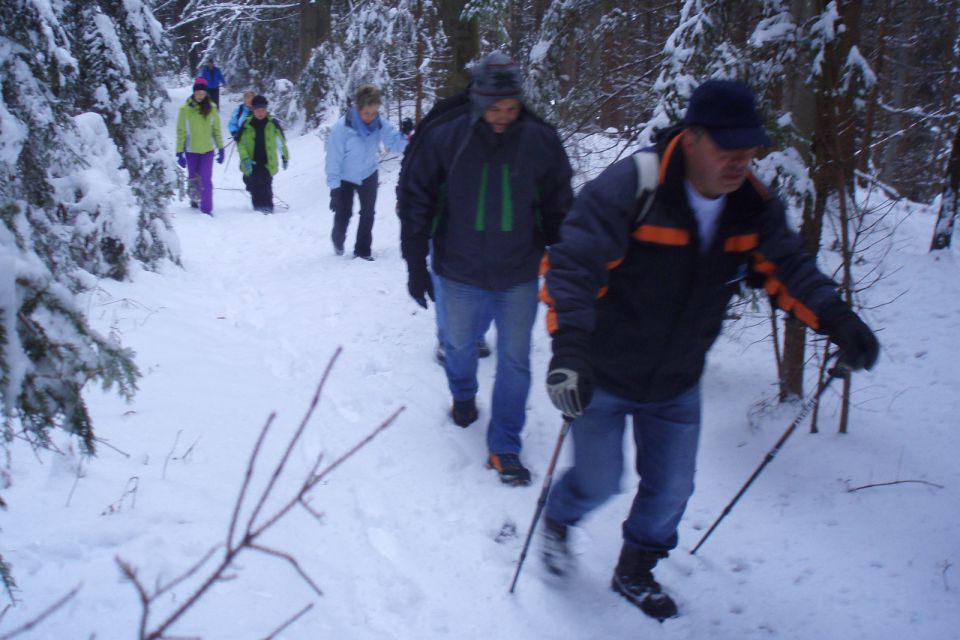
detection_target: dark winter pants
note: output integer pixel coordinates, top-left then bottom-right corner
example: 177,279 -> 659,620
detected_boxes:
207,87 -> 220,108
248,165 -> 273,213
330,171 -> 378,258
186,151 -> 215,214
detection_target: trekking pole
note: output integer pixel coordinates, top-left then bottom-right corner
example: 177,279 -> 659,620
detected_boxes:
225,138 -> 236,170
690,359 -> 851,556
509,416 -> 573,594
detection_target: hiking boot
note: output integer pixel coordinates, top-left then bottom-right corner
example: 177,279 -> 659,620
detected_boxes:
478,339 -> 492,358
189,200 -> 199,209
451,398 -> 478,428
611,546 -> 678,621
353,253 -> 374,261
332,240 -> 344,256
540,516 -> 573,576
487,453 -> 532,487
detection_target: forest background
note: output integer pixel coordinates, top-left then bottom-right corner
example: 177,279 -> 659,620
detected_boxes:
0,0 -> 958,632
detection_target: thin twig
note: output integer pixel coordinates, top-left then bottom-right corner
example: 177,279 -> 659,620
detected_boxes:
248,545 -> 323,596
228,412 -> 276,551
65,458 -> 84,508
259,603 -> 314,640
162,431 -> 182,480
153,545 -> 222,599
93,437 -> 131,458
245,348 -> 342,536
117,559 -> 150,639
0,585 -> 80,640
117,349 -> 402,640
845,479 -> 945,492
251,407 -> 403,539
298,497 -> 325,522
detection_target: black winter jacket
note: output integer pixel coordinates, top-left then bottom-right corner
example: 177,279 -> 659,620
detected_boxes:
542,128 -> 847,403
401,109 -> 573,291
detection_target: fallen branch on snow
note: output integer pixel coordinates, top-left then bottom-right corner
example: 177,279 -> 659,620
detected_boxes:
845,479 -> 944,492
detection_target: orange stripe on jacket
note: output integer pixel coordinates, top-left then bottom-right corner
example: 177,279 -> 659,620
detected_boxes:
661,131 -> 685,183
724,233 -> 759,252
632,225 -> 690,245
753,251 -> 820,330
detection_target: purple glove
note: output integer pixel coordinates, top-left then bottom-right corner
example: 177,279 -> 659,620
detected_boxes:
216,148 -> 225,164
176,152 -> 186,168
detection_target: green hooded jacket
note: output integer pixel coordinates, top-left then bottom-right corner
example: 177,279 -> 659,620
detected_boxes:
238,115 -> 289,176
176,97 -> 224,154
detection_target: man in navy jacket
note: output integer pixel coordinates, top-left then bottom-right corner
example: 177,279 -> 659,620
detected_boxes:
539,80 -> 879,620
400,52 -> 574,486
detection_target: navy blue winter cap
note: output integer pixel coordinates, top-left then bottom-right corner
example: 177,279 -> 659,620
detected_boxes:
251,95 -> 268,109
469,52 -> 523,113
683,79 -> 771,150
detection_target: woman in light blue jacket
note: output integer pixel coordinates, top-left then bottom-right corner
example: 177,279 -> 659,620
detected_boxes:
325,84 -> 408,260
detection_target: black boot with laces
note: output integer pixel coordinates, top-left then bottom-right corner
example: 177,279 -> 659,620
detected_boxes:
611,546 -> 678,621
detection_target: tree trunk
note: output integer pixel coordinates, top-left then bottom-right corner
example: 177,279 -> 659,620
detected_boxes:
299,0 -> 331,74
932,127 -> 960,250
778,0 -> 820,400
414,0 -> 426,122
438,0 -> 479,97
931,6 -> 959,250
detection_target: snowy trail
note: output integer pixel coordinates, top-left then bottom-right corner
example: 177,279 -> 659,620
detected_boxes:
1,87 -> 958,639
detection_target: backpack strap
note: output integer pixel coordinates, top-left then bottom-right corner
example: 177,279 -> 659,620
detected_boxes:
632,151 -> 660,227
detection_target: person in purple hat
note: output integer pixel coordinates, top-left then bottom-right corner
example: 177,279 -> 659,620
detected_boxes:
175,77 -> 225,215
537,79 -> 879,620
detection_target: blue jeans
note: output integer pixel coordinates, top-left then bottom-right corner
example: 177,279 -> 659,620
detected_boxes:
545,384 -> 701,555
439,276 -> 539,454
432,270 -> 493,347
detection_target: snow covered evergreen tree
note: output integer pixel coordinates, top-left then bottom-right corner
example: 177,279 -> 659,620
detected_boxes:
298,1 -> 401,130
0,0 -> 182,593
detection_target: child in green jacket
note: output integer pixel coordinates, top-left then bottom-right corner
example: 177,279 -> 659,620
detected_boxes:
237,95 -> 289,214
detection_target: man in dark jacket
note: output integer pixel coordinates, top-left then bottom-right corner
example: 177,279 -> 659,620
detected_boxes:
538,79 -> 879,620
400,52 -> 574,486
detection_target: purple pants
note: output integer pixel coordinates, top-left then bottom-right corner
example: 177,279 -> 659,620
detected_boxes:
186,151 -> 215,214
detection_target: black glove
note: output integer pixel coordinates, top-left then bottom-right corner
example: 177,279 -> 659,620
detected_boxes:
546,328 -> 594,417
406,259 -> 435,309
400,117 -> 414,136
329,187 -> 341,212
821,304 -> 879,371
232,131 -> 241,142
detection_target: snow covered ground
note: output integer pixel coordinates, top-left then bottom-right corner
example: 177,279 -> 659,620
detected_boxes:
1,86 -> 958,639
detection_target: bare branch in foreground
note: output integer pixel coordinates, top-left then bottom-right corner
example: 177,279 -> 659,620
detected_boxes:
115,348 -> 403,639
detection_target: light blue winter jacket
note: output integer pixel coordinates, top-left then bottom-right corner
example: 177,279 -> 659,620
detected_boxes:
228,104 -> 251,136
325,112 -> 408,189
